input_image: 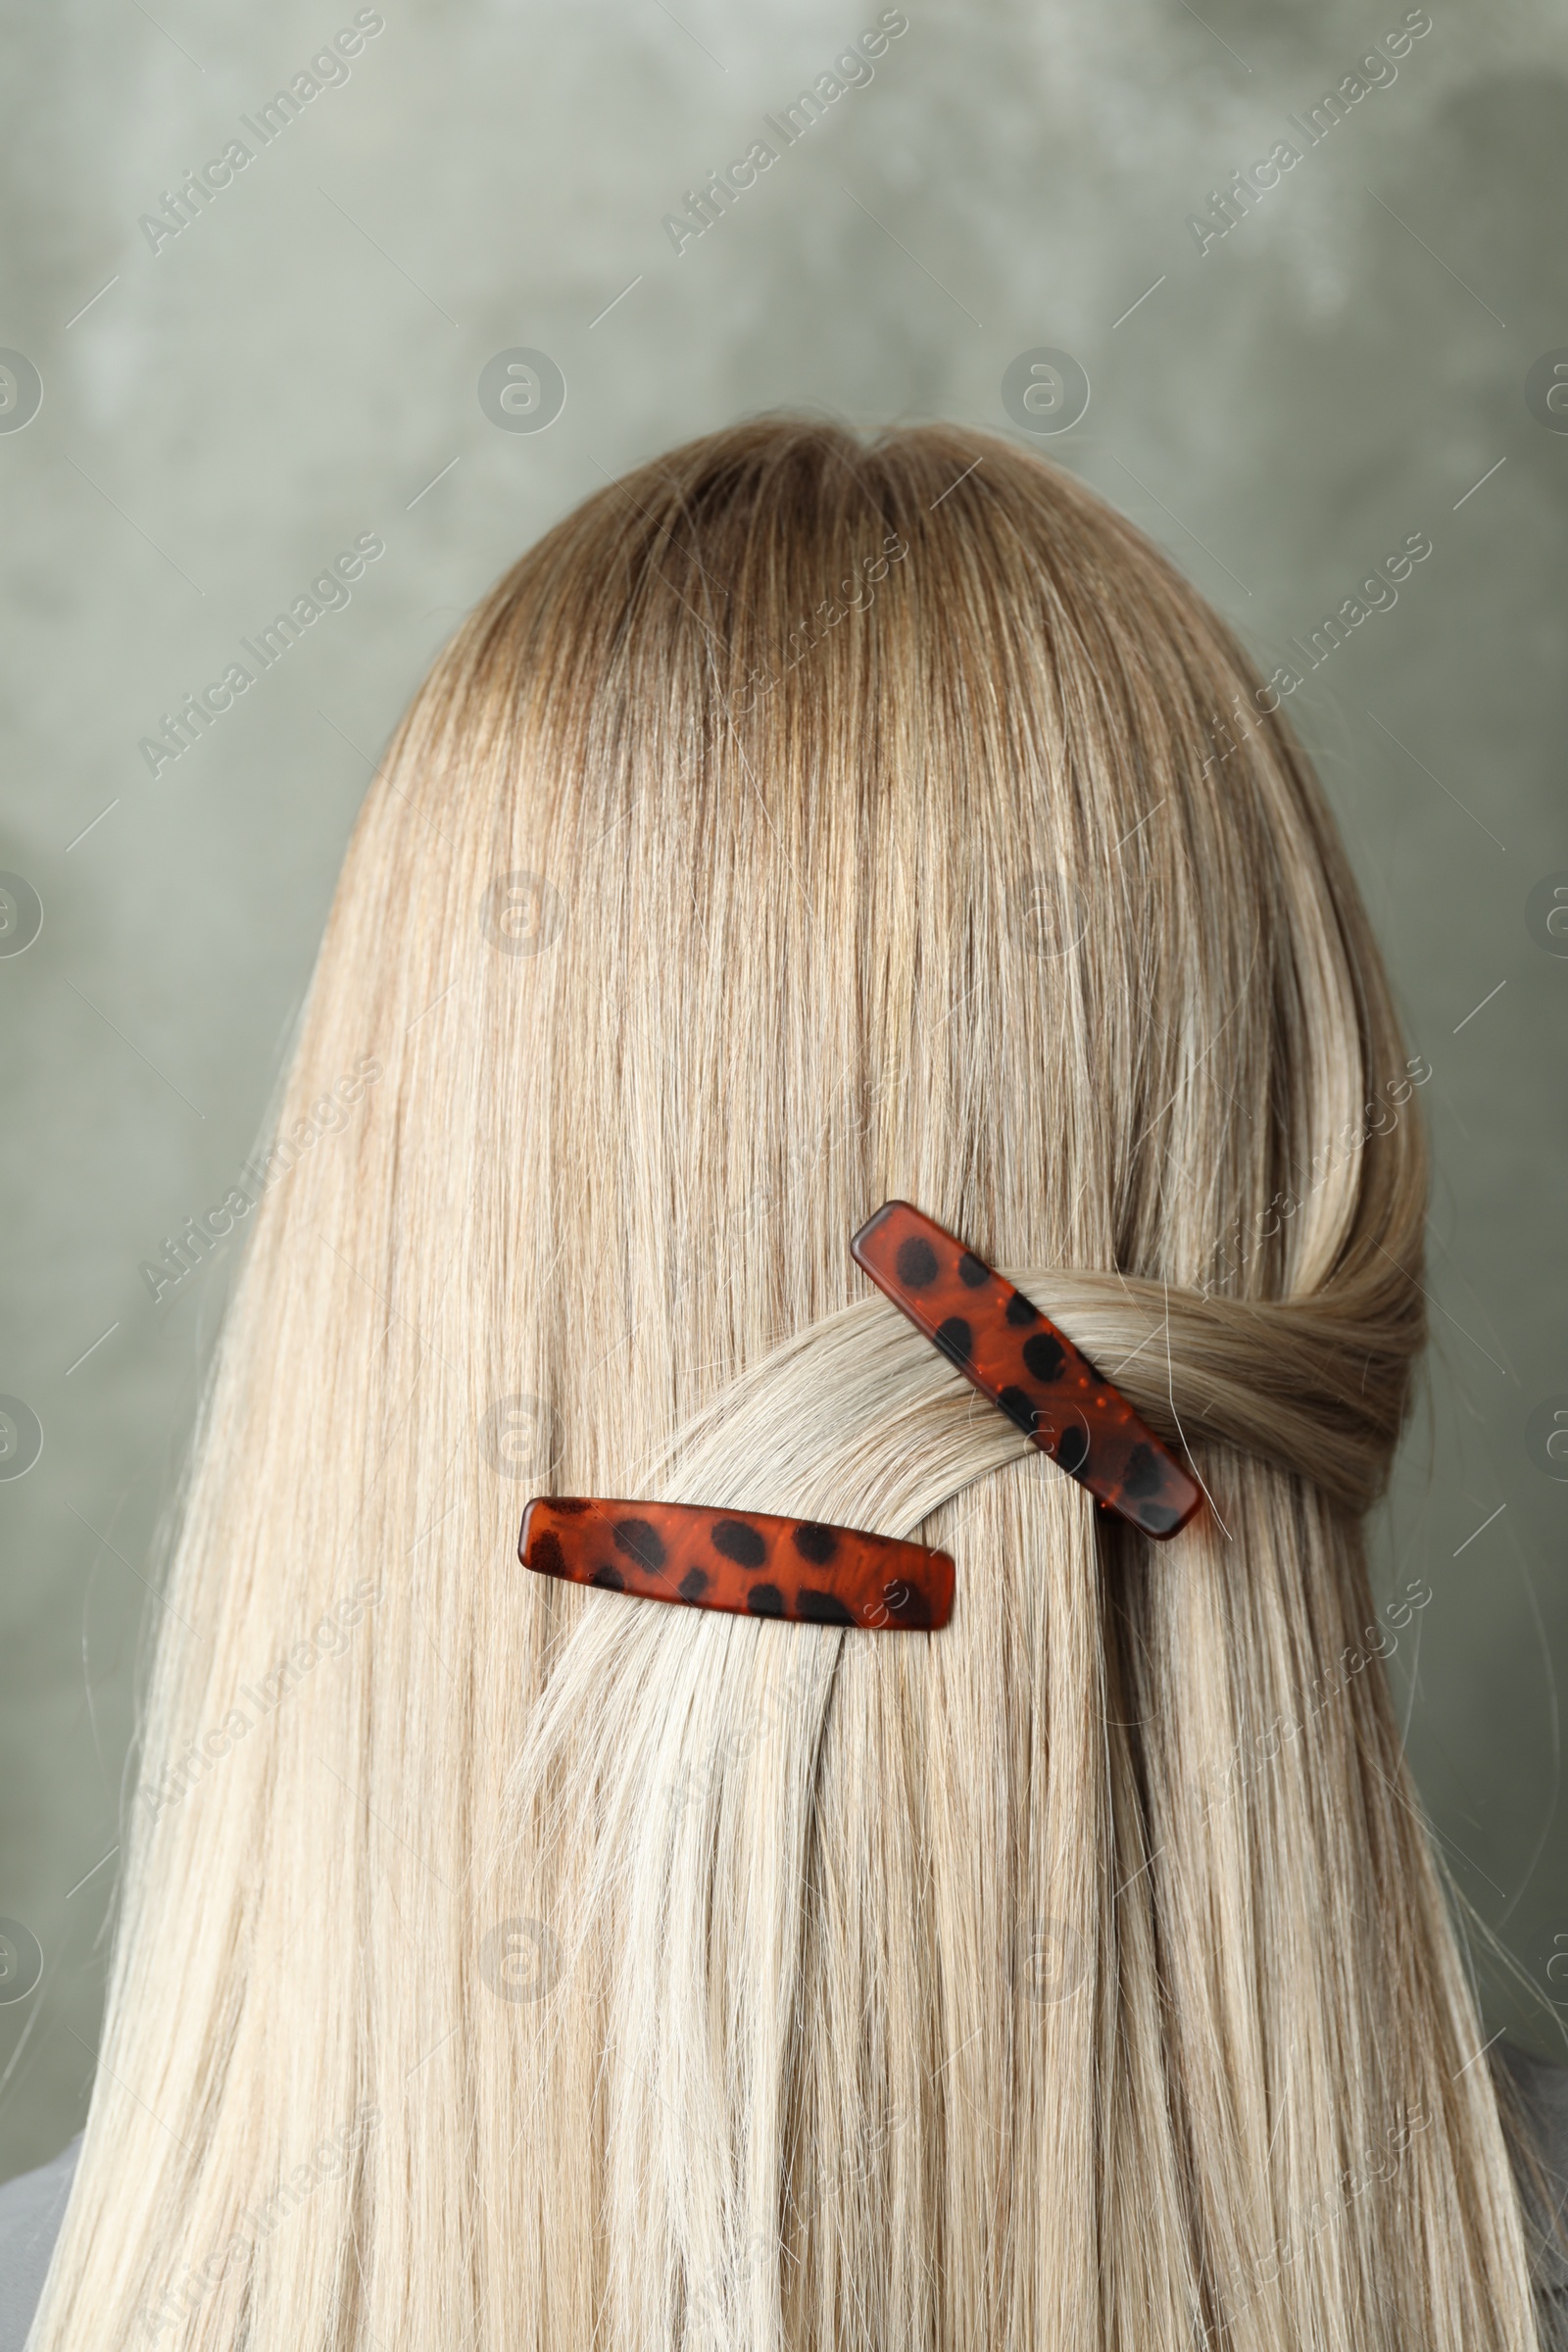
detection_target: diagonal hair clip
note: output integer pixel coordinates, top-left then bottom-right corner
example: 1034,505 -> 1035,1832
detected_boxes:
851,1200 -> 1201,1540
519,1496 -> 955,1629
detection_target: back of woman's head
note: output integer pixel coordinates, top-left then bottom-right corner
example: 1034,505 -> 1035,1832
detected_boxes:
31,418 -> 1548,2349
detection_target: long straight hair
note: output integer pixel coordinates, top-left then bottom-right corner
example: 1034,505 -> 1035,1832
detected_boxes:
31,419 -> 1547,2349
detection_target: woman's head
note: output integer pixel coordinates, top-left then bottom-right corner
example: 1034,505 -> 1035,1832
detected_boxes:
32,419 -> 1544,2349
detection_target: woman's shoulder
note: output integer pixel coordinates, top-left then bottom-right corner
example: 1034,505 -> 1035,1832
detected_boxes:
1494,2039 -> 1568,2345
0,2132 -> 82,2352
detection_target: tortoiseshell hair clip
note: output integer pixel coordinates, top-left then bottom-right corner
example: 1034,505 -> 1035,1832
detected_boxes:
850,1200 -> 1201,1541
516,1202 -> 1196,1636
519,1496 -> 955,1630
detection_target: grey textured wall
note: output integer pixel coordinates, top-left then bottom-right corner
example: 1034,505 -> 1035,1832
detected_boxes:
1,0 -> 1565,2180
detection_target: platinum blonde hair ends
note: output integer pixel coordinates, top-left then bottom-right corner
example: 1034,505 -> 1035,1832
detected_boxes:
30,420 -> 1547,2350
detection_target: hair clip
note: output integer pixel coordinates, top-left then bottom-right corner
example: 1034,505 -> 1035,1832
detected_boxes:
850,1200 -> 1201,1540
519,1496 -> 955,1630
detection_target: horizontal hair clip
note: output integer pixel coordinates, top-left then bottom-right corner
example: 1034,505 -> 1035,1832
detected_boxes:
850,1200 -> 1202,1541
519,1496 -> 955,1630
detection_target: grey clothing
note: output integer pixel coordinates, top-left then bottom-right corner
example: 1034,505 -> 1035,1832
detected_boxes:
0,2132 -> 79,2352
1499,2040 -> 1568,2347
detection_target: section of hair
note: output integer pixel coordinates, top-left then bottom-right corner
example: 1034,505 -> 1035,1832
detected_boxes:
30,420 -> 1550,2352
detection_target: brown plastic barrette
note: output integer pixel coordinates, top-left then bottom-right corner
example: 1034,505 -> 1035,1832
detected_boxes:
850,1200 -> 1202,1541
519,1496 -> 955,1630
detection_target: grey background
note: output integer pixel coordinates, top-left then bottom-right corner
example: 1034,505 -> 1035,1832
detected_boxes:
1,0 -> 1564,2180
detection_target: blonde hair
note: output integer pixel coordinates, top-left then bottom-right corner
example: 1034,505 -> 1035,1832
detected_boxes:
30,418 -> 1550,2349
